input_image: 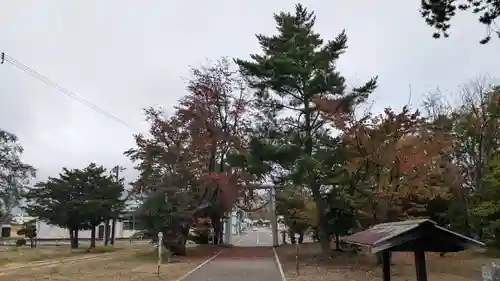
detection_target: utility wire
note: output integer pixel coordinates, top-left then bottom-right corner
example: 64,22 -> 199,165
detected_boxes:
1,53 -> 136,131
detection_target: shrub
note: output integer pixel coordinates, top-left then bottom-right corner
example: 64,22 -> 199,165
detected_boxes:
189,229 -> 210,244
15,239 -> 26,247
17,227 -> 36,238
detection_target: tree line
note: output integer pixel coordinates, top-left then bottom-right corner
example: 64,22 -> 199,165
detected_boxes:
1,2 -> 499,256
125,4 -> 500,256
0,133 -> 127,249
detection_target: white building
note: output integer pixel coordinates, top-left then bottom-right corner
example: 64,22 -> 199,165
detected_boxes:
5,213 -> 141,240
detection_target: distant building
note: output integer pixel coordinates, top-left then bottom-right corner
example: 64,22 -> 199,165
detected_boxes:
0,212 -> 142,240
230,207 -> 249,235
222,207 -> 249,243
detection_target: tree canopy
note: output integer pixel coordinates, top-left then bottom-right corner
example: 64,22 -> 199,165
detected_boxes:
234,3 -> 377,253
420,0 -> 500,43
24,163 -> 124,248
0,130 -> 35,220
10,2 -> 500,258
118,4 -> 500,256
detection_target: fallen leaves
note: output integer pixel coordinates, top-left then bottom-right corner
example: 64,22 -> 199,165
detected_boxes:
275,243 -> 488,281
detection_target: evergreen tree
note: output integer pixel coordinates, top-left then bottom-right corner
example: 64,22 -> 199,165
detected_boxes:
80,164 -> 124,249
472,155 -> 500,247
420,0 -> 500,44
235,3 -> 377,254
25,163 -> 124,249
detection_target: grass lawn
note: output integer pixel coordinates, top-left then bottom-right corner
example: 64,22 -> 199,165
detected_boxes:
276,243 -> 495,281
0,245 -> 219,281
0,244 -> 123,266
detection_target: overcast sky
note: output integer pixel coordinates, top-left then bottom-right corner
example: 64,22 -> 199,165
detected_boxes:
0,0 -> 499,184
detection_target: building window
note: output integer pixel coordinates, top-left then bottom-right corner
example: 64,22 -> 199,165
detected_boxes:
1,227 -> 10,238
122,215 -> 135,230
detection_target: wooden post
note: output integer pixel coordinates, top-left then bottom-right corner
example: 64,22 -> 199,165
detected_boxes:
157,232 -> 163,277
382,251 -> 391,281
414,251 -> 428,281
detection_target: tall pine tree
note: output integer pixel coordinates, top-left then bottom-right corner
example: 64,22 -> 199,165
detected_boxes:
235,4 -> 377,254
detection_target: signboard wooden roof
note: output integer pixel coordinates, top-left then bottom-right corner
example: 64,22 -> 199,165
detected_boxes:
342,219 -> 484,253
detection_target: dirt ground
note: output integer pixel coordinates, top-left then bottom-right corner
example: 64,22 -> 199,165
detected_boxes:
0,244 -> 219,281
276,243 -> 494,281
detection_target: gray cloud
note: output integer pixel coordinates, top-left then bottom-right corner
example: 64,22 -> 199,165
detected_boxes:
0,0 -> 499,184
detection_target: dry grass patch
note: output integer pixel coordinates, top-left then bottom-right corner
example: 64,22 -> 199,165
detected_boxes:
0,245 -> 217,281
0,245 -> 124,267
276,243 -> 495,281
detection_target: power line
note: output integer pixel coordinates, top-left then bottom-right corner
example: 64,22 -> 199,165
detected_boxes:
1,52 -> 136,131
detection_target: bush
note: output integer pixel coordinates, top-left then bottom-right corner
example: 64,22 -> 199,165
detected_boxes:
189,229 -> 211,244
17,227 -> 36,238
15,239 -> 26,247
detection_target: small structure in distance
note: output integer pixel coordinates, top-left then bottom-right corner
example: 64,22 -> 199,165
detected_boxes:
342,219 -> 485,281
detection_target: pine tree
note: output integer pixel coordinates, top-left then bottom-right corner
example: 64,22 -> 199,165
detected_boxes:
472,155 -> 500,247
235,3 -> 377,254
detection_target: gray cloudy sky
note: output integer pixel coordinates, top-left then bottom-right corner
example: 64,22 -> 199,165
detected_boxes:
0,0 -> 499,184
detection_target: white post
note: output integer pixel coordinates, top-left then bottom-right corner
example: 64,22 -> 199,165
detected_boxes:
271,186 -> 279,247
157,232 -> 163,276
295,233 -> 300,276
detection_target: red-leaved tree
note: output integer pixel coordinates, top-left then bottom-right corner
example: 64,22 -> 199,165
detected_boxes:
174,58 -> 253,243
127,58 -> 254,245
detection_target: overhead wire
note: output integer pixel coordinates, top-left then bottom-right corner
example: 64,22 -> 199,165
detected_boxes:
1,53 -> 136,131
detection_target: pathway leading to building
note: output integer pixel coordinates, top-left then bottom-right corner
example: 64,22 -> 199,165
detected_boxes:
180,228 -> 284,281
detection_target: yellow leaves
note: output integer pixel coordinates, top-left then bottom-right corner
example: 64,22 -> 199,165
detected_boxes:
345,158 -> 363,174
302,200 -> 318,227
279,189 -> 318,228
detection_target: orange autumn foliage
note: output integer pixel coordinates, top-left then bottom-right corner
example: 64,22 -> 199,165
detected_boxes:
342,106 -> 454,221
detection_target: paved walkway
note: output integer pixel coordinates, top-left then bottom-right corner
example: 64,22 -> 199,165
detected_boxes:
180,247 -> 283,281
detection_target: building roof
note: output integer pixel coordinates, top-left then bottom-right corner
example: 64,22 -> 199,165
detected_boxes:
10,215 -> 37,225
342,219 -> 485,253
0,214 -> 13,224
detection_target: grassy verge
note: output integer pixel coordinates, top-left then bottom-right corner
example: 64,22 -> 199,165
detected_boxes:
275,242 -> 492,281
0,245 -> 123,266
1,244 -> 217,281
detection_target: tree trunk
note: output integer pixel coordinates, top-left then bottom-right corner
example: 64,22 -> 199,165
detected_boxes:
212,215 -> 222,245
311,186 -> 330,255
90,225 -> 96,249
104,220 -> 110,246
334,232 -> 340,250
70,229 -> 79,249
110,218 -> 117,245
281,231 -> 287,244
303,104 -> 330,255
69,229 -> 74,248
219,219 -> 224,244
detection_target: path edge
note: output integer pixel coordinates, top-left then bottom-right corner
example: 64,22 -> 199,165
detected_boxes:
175,250 -> 222,281
272,246 -> 287,281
